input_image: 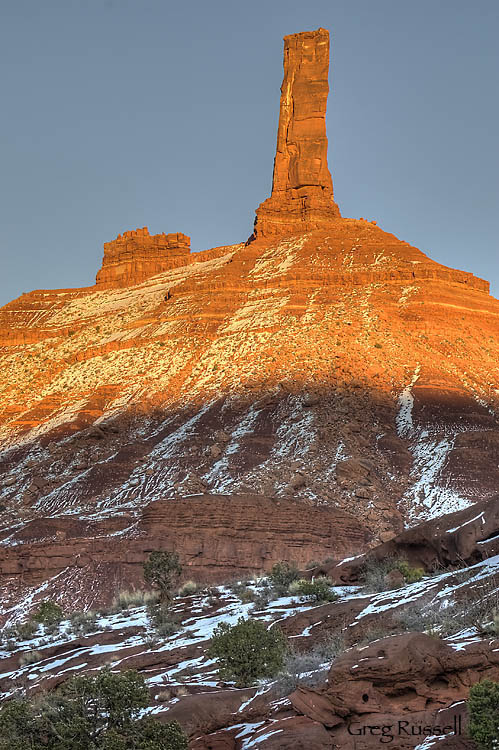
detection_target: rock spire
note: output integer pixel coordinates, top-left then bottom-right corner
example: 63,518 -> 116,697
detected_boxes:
252,27 -> 341,239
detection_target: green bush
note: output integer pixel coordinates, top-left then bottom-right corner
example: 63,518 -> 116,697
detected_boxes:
208,617 -> 287,687
33,601 -> 64,627
288,577 -> 338,603
361,557 -> 424,592
0,668 -> 188,749
143,550 -> 182,603
269,561 -> 299,595
468,679 -> 499,750
229,581 -> 256,602
147,603 -> 181,637
396,560 -> 424,584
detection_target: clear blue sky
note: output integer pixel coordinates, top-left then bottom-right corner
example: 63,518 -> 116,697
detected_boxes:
1,0 -> 498,305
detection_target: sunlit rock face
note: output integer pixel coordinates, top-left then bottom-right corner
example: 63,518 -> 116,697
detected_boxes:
0,28 -> 497,617
252,27 -> 341,239
95,227 -> 191,289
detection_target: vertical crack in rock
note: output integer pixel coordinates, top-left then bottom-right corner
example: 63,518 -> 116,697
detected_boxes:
252,28 -> 341,239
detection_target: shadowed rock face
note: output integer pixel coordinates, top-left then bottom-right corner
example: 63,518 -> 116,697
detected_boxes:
253,28 -> 341,238
287,633 -> 499,749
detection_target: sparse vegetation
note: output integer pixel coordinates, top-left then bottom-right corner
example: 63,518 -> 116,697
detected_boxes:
143,550 -> 182,604
483,608 -> 499,637
208,617 -> 287,687
288,577 -> 338,603
111,588 -> 159,613
305,560 -> 320,570
229,581 -> 256,602
250,590 -> 273,613
269,561 -> 299,595
178,580 -> 199,597
19,649 -> 42,666
69,610 -> 98,635
394,574 -> 499,637
33,600 -> 64,627
273,634 -> 345,695
468,679 -> 499,750
0,668 -> 188,749
6,619 -> 38,642
360,557 -> 424,592
147,602 -> 181,637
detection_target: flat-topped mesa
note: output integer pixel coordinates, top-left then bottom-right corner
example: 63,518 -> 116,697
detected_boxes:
95,227 -> 191,289
252,28 -> 341,240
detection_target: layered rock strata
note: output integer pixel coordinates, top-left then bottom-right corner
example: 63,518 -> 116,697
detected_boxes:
95,227 -> 190,288
0,494 -> 370,616
253,28 -> 341,239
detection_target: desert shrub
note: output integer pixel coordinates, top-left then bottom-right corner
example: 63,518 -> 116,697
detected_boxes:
250,590 -> 272,613
395,602 -> 463,637
157,619 -> 181,638
396,560 -> 424,584
361,557 -> 424,592
269,562 -> 299,595
13,620 -> 38,641
19,649 -> 42,666
305,560 -> 320,570
274,651 -> 328,695
143,550 -> 182,603
178,580 -> 198,597
468,679 -> 499,750
33,600 -> 64,627
229,581 -> 257,603
288,577 -> 338,603
147,603 -> 181,637
361,557 -> 395,592
111,588 -> 159,613
69,610 -> 98,635
229,580 -> 251,595
395,572 -> 499,638
273,634 -> 345,696
0,668 -> 188,749
483,608 -> 499,637
157,688 -> 173,702
208,617 -> 287,687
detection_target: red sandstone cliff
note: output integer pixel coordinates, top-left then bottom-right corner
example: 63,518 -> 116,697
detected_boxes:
253,28 -> 341,238
0,28 -> 497,750
0,28 -> 497,614
95,227 -> 191,289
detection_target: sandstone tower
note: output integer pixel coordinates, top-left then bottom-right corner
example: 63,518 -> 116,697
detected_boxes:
253,27 -> 341,239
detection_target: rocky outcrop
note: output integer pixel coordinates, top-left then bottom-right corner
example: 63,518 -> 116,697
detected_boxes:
252,28 -> 341,239
0,26 -> 497,617
289,633 -> 499,748
330,495 -> 499,584
95,227 -> 191,288
0,494 -> 370,616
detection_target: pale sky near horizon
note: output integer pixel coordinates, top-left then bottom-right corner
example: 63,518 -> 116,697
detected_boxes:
1,0 -> 498,305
